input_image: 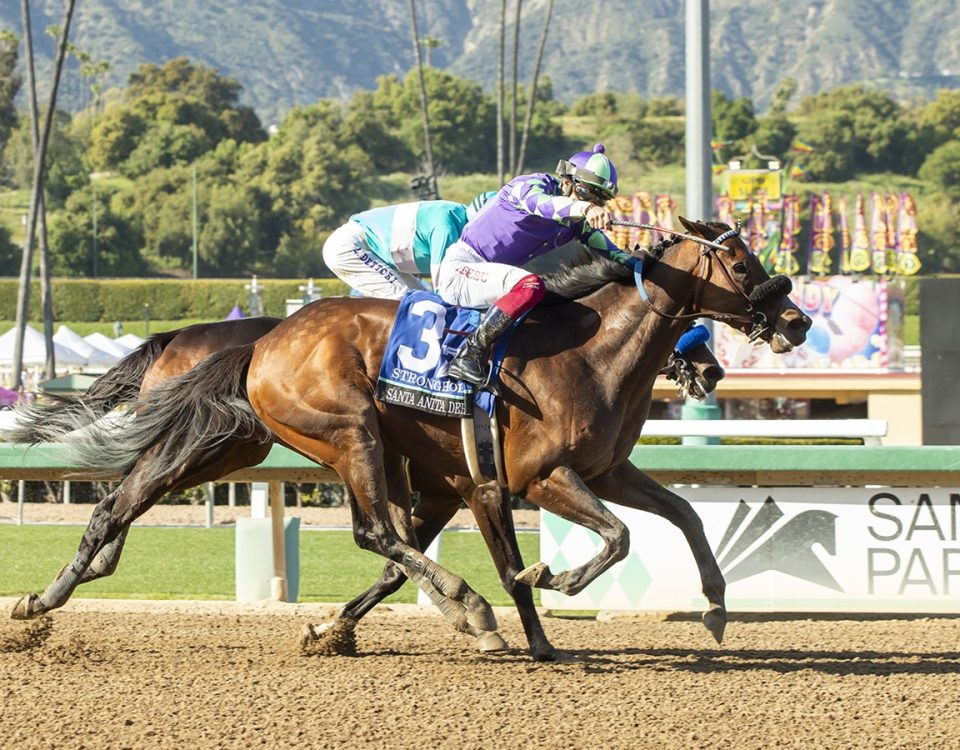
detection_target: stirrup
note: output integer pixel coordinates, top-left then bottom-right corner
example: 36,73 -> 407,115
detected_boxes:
449,356 -> 489,386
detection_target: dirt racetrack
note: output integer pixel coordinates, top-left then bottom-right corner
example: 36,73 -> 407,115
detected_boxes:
1,599 -> 959,749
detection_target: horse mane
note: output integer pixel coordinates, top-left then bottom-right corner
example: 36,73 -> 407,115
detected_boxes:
541,249 -> 635,302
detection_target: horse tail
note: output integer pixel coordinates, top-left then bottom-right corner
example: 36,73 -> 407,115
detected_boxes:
63,344 -> 271,481
3,331 -> 178,444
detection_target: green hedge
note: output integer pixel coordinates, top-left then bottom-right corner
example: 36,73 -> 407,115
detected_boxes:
0,277 -> 350,322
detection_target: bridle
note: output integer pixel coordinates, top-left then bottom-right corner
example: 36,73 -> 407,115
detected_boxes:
613,220 -> 792,342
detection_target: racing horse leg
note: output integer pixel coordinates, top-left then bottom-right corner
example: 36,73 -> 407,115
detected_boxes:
307,473 -> 557,659
514,465 -> 630,596
11,440 -> 271,620
268,406 -> 500,645
302,477 -> 471,655
586,461 -> 727,643
462,480 -> 558,661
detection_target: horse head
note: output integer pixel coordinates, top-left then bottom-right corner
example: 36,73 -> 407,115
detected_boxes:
661,217 -> 811,353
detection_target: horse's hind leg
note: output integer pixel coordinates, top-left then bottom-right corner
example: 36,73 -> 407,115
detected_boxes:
587,461 -> 727,644
305,487 -> 471,654
279,412 -> 499,643
11,439 -> 271,620
11,485 -> 132,619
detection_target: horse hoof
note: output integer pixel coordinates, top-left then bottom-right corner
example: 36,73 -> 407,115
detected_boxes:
300,618 -> 358,657
475,631 -> 509,652
463,595 -> 498,634
10,593 -> 41,621
702,604 -> 727,644
515,562 -> 554,589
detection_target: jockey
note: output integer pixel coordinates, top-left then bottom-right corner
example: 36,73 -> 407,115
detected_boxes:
322,194 -> 495,300
437,143 -> 637,386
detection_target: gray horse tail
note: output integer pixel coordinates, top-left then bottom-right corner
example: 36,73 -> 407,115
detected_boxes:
2,330 -> 178,444
63,344 -> 271,481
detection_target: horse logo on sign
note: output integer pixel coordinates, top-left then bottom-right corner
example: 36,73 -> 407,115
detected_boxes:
715,497 -> 842,590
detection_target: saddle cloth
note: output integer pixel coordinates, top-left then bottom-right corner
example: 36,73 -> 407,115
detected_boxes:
375,290 -> 486,418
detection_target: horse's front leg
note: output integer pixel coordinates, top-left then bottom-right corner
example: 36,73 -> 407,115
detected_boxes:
587,461 -> 727,644
465,481 -> 558,661
515,466 -> 629,597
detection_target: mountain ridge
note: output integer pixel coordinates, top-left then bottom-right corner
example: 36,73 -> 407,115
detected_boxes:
2,0 -> 958,125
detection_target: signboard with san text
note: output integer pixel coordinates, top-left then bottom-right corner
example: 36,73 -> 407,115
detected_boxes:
540,488 -> 960,612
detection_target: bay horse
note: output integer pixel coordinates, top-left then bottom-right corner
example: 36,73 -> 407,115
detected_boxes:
7,320 -> 550,656
39,217 -> 810,654
7,311 -> 719,659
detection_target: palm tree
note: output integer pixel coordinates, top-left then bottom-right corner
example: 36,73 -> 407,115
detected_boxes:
13,0 -> 76,387
516,0 -> 554,175
407,0 -> 436,197
496,0 -> 506,184
509,0 -> 522,175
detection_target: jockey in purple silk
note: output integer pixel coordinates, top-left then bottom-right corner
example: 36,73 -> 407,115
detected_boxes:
435,144 -> 635,386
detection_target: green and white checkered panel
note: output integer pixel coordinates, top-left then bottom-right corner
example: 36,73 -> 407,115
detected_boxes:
540,509 -> 653,610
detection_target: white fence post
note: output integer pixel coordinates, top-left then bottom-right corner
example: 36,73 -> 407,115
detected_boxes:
417,534 -> 442,607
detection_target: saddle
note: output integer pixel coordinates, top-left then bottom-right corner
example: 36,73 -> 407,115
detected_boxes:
375,290 -> 509,485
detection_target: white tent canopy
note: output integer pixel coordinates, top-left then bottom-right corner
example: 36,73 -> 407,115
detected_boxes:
54,325 -> 119,368
84,332 -> 133,359
0,324 -> 88,367
115,333 -> 146,351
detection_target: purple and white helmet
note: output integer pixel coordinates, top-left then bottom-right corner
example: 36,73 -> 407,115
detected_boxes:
556,143 -> 619,201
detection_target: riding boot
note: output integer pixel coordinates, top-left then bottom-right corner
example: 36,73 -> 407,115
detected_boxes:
448,306 -> 516,386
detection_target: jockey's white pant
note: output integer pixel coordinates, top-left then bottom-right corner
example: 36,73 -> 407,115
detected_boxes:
322,222 -> 422,300
433,241 -> 531,309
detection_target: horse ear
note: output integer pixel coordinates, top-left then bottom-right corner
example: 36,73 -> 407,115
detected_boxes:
677,216 -> 701,236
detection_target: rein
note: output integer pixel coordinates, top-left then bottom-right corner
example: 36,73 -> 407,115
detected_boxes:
612,220 -> 788,339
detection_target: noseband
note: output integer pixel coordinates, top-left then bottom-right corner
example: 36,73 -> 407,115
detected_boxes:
617,221 -> 792,340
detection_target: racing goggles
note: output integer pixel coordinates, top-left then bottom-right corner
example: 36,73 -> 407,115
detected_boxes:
556,160 -> 619,201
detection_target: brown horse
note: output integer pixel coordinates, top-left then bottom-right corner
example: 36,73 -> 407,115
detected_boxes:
49,218 -> 810,653
7,317 -> 552,656
7,312 -> 722,660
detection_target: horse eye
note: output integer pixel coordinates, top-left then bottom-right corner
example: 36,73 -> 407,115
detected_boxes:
732,262 -> 748,275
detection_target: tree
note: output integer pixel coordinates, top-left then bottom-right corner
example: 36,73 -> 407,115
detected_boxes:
796,85 -> 922,177
48,184 -> 145,276
919,140 -> 960,202
0,223 -> 17,271
712,90 -> 757,144
0,29 -> 21,155
752,113 -> 796,161
918,89 -> 960,151
375,68 -> 496,174
87,59 -> 266,174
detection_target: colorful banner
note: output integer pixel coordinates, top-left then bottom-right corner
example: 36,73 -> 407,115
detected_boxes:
849,194 -> 872,273
775,194 -> 801,276
715,193 -> 735,229
838,195 -> 852,273
607,191 -> 658,250
712,276 -> 906,370
896,192 -> 922,275
808,192 -> 835,275
870,192 -> 890,274
608,195 -> 636,249
654,193 -> 676,241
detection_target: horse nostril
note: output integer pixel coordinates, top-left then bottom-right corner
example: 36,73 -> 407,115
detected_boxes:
789,314 -> 813,332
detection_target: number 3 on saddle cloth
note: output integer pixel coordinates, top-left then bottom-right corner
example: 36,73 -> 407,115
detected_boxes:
374,290 -> 512,485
